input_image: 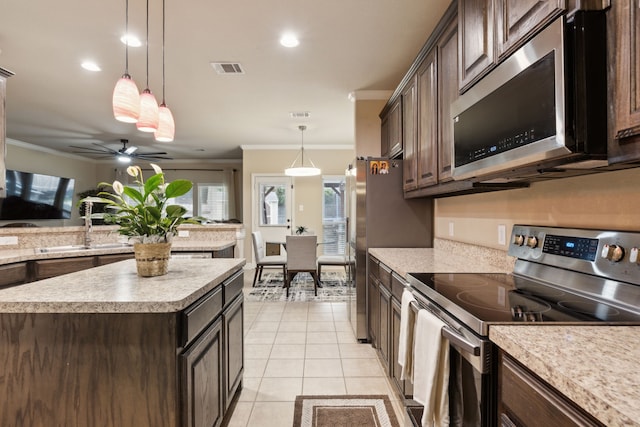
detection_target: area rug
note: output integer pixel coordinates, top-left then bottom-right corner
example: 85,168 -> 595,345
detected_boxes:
245,271 -> 353,302
293,395 -> 400,427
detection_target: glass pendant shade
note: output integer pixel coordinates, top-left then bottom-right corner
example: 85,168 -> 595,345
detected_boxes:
112,74 -> 140,123
154,103 -> 175,142
136,89 -> 159,132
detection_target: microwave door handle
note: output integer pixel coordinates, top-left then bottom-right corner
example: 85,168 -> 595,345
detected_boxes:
409,300 -> 480,356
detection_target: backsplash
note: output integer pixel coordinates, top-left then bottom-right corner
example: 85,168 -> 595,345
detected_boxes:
433,237 -> 516,272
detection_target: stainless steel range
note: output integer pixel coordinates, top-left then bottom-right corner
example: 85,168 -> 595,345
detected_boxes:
406,225 -> 640,426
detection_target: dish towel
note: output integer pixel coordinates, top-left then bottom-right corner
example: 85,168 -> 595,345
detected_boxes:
398,289 -> 417,381
413,309 -> 450,427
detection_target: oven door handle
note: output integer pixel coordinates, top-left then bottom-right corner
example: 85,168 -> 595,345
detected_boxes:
410,300 -> 480,356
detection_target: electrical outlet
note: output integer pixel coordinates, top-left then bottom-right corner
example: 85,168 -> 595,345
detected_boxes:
498,224 -> 506,245
178,230 -> 189,238
448,222 -> 454,237
299,204 -> 304,212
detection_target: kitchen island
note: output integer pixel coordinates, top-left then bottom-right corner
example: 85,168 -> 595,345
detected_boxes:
0,258 -> 246,427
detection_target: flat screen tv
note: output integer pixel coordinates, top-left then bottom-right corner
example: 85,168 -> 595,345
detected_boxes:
0,170 -> 75,220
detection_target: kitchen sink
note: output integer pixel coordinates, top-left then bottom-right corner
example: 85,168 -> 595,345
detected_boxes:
37,243 -> 132,253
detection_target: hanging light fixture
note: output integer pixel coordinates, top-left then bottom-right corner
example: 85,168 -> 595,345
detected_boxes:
154,0 -> 175,142
136,0 -> 159,133
284,125 -> 321,177
112,0 -> 140,123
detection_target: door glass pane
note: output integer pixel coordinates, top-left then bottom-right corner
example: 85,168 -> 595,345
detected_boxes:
322,176 -> 346,255
259,183 -> 287,226
198,184 -> 228,220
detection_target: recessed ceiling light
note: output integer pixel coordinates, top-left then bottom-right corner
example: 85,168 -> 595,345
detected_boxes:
280,33 -> 299,48
120,34 -> 142,47
81,61 -> 101,72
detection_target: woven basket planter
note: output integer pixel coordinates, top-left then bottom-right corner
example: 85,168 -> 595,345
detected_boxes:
133,242 -> 172,277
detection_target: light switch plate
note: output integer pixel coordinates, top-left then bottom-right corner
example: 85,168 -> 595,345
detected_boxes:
448,222 -> 454,237
498,224 -> 506,245
0,236 -> 18,245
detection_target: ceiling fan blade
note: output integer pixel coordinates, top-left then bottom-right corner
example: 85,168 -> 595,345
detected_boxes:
91,142 -> 119,154
70,145 -> 112,153
136,154 -> 173,160
134,151 -> 168,156
124,146 -> 138,155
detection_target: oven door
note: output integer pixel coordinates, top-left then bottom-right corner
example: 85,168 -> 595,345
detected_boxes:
407,290 -> 497,427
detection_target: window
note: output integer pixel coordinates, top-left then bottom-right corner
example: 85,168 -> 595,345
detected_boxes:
322,176 -> 346,255
198,184 -> 228,221
168,189 -> 194,218
259,182 -> 288,226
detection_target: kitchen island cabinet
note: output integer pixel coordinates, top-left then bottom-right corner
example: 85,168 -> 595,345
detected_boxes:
0,258 -> 245,427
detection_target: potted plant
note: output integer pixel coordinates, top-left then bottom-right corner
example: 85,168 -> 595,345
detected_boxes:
81,163 -> 198,277
295,225 -> 308,235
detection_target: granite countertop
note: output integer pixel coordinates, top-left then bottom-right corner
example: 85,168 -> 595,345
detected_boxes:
368,247 -> 510,278
491,325 -> 640,427
0,239 -> 236,266
0,258 -> 245,313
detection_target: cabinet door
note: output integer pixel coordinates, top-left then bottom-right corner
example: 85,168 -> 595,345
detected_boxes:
181,317 -> 224,427
390,297 -> 404,394
381,114 -> 391,158
437,18 -> 459,183
378,285 -> 391,374
388,100 -> 403,158
459,0 -> 495,91
367,275 -> 380,347
416,51 -> 439,188
609,0 -> 640,162
495,0 -> 565,59
223,295 -> 244,410
402,76 -> 418,192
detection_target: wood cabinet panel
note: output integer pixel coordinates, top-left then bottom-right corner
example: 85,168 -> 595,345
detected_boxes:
437,18 -> 459,183
416,51 -> 439,188
33,256 -> 96,280
181,317 -> 224,427
0,262 -> 28,288
381,99 -> 402,158
97,253 -> 134,265
459,0 -> 495,90
378,285 -> 391,374
402,76 -> 419,192
368,274 -> 380,347
224,295 -> 244,410
495,0 -> 565,59
499,351 -> 604,427
608,0 -> 640,163
0,312 -> 179,427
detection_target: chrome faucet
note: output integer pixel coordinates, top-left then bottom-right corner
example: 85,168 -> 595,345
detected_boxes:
84,201 -> 93,248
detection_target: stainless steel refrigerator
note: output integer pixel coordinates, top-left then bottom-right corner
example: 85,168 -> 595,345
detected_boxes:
345,158 -> 433,341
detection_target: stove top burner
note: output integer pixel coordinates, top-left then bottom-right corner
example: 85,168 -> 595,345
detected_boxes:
408,272 -> 640,335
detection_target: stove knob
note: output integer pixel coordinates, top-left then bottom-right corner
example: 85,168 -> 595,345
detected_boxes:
513,234 -> 524,246
526,236 -> 538,248
601,244 -> 625,262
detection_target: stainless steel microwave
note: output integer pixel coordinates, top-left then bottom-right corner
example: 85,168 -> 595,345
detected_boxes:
451,11 -> 607,182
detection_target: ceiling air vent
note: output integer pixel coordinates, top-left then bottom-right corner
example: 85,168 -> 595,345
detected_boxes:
289,111 -> 311,119
210,62 -> 245,75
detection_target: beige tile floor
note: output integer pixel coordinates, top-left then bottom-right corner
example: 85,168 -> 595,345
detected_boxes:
225,268 -> 411,427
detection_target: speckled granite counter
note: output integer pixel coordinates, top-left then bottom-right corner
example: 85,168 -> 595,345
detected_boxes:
0,239 -> 236,265
368,247 -> 512,278
491,325 -> 640,427
0,258 -> 245,313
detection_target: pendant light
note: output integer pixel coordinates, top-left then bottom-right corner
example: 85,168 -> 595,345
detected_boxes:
154,0 -> 175,142
112,0 -> 140,123
136,0 -> 159,132
284,125 -> 321,177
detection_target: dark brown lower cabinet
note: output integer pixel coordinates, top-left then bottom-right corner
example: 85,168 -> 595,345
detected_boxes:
498,350 -> 603,427
390,296 -> 412,398
378,284 -> 391,374
0,262 -> 28,288
181,317 -> 224,427
223,294 -> 244,410
368,275 -> 380,348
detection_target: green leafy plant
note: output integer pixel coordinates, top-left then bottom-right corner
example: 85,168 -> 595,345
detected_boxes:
81,164 -> 198,243
295,225 -> 308,235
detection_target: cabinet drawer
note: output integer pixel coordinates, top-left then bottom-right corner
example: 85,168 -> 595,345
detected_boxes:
0,262 -> 28,288
182,286 -> 223,346
500,353 -> 603,427
223,270 -> 244,306
391,272 -> 406,301
96,253 -> 134,265
379,263 -> 392,291
33,256 -> 96,280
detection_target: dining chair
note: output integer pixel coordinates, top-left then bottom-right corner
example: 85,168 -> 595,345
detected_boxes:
317,254 -> 355,284
251,231 -> 287,287
285,235 -> 321,297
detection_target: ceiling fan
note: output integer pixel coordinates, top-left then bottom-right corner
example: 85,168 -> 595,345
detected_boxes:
70,139 -> 172,162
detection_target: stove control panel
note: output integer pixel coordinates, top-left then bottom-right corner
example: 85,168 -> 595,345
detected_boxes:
508,225 -> 640,285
